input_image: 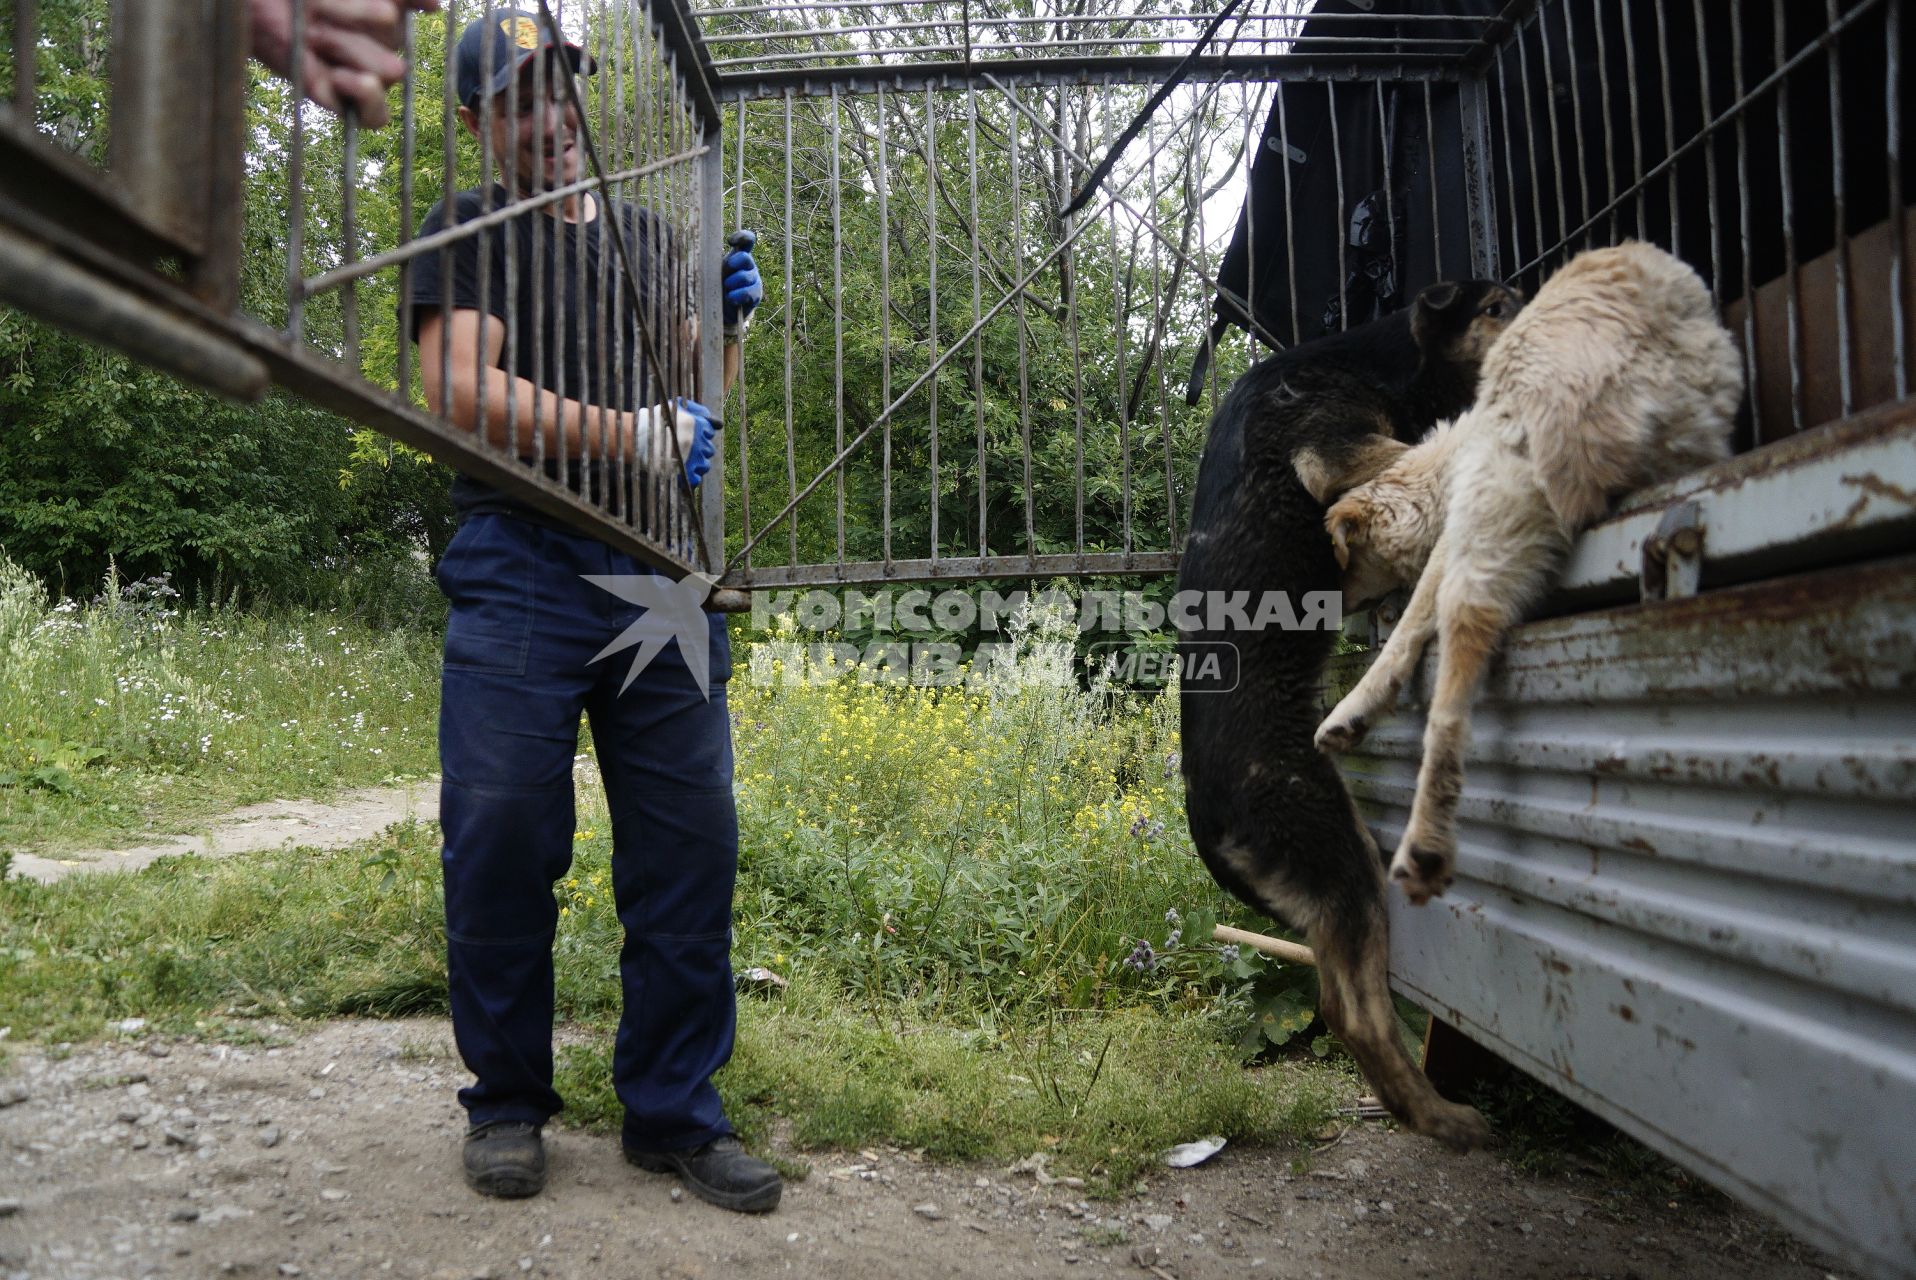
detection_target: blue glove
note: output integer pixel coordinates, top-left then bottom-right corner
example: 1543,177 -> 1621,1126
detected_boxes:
722,230 -> 762,326
675,398 -> 717,488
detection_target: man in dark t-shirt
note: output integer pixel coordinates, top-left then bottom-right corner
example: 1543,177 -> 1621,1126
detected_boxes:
408,8 -> 775,1214
411,185 -> 693,524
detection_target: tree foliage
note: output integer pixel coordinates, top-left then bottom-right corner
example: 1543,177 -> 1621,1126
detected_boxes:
0,0 -> 455,606
0,0 -> 1264,604
710,0 -> 1261,575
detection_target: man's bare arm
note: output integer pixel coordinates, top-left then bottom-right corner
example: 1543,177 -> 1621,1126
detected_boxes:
418,308 -> 693,467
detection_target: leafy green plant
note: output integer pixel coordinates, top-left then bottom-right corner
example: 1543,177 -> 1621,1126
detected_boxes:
1113,904 -> 1321,1060
0,553 -> 442,852
0,738 -> 108,794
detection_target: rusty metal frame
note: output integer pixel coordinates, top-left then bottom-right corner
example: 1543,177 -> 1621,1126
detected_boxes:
2,0 -> 734,582
0,0 -> 254,387
1332,529 -> 1916,1280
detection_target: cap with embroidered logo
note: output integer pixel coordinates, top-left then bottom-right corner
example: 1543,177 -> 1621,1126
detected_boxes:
454,9 -> 597,111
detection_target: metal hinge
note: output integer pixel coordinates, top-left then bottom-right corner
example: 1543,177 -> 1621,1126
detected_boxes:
1266,136 -> 1308,165
1639,501 -> 1705,602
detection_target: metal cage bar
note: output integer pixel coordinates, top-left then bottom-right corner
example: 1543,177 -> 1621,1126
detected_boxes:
5,0 -> 1908,591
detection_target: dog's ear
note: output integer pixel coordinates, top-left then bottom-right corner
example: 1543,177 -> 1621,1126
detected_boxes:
1292,447 -> 1339,504
1294,436 -> 1408,505
1325,497 -> 1368,570
1417,281 -> 1463,314
1411,282 -> 1464,351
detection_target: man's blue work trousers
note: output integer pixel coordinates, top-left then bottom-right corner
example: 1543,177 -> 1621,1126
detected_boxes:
434,512 -> 737,1153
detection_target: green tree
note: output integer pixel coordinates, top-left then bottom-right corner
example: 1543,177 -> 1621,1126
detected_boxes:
0,0 -> 456,607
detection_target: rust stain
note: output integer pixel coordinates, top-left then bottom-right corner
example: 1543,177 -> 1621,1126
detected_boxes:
1620,836 -> 1659,856
1829,490 -> 1874,532
1616,1005 -> 1637,1022
1543,956 -> 1573,976
1539,554 -> 1916,640
1842,471 -> 1916,508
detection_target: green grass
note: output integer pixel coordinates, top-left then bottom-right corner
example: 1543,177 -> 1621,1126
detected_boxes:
556,992 -> 1344,1191
0,813 -> 1340,1188
722,623 -> 1312,1023
0,586 -> 1341,1183
0,556 -> 442,853
0,820 -> 448,1044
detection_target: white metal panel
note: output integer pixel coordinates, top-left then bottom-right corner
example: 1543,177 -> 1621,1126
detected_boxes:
1331,539 -> 1916,1278
1557,402 -> 1916,605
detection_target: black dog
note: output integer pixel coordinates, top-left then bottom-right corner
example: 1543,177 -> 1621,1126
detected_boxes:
1177,281 -> 1519,1150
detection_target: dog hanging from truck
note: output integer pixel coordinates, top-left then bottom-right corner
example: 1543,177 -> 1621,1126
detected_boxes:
1316,242 -> 1741,903
1178,278 -> 1519,1150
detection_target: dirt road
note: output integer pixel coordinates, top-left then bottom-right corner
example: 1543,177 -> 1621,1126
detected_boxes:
8,783 -> 442,884
0,1018 -> 1845,1280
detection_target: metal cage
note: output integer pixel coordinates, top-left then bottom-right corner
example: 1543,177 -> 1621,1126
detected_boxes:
709,0 -> 1914,590
10,2 -> 1907,590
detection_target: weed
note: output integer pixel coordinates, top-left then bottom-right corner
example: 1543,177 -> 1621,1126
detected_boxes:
1,596 -> 1364,1185
553,984 -> 1342,1193
0,820 -> 445,1039
397,1036 -> 458,1063
0,554 -> 441,853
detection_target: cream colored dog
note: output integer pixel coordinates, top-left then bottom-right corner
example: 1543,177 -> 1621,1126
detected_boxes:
1314,242 -> 1742,903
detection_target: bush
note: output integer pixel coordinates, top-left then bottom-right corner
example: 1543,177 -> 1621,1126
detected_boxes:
579,618 -> 1314,1049
0,310 -> 456,609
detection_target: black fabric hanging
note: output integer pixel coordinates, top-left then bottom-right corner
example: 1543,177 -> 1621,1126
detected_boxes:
1188,0 -> 1912,405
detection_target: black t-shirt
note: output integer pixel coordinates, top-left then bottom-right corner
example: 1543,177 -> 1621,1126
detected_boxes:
407,184 -> 681,525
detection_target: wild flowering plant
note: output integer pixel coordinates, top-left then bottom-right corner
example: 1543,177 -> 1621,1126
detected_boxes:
694,606 -> 1319,1048
1114,904 -> 1323,1060
0,554 -> 439,841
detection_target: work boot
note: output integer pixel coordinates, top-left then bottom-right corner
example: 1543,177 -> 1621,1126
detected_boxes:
624,1135 -> 782,1212
462,1120 -> 546,1198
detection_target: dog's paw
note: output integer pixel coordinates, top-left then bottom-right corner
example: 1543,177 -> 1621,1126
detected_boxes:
1388,840 -> 1454,905
1416,1098 -> 1494,1152
1315,710 -> 1369,755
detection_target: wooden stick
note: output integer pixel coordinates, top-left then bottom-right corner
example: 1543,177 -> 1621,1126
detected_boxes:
1213,924 -> 1316,967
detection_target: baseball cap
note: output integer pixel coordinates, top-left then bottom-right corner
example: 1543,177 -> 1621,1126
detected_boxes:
454,9 -> 598,111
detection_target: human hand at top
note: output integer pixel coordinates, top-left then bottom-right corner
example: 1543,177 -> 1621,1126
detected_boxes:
722,230 -> 763,328
248,0 -> 441,129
